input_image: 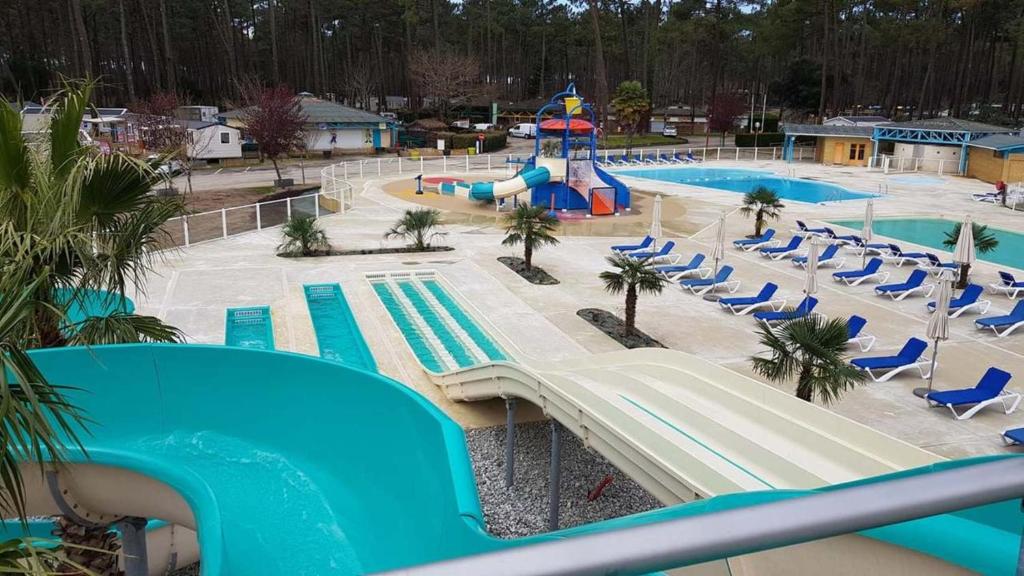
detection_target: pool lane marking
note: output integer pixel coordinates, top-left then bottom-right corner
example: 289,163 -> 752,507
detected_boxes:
618,394 -> 775,490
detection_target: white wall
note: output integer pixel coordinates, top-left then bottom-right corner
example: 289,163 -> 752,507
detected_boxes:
893,142 -> 961,163
187,126 -> 241,159
305,128 -> 373,151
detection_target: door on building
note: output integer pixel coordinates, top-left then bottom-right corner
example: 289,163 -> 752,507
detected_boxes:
834,142 -> 845,165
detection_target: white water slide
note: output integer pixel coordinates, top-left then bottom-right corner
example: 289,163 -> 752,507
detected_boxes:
429,348 -> 941,503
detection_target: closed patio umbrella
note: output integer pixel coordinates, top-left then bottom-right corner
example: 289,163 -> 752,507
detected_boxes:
649,195 -> 663,250
914,270 -> 953,398
803,237 -> 821,313
861,200 -> 874,267
952,215 -> 975,287
710,212 -> 726,279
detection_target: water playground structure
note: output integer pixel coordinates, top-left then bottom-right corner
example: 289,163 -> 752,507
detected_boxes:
468,85 -> 631,216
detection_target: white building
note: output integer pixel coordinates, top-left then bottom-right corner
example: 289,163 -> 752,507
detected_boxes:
185,121 -> 241,160
176,106 -> 220,123
823,115 -> 891,127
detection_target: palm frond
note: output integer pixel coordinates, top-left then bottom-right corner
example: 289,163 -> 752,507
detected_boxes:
66,313 -> 185,346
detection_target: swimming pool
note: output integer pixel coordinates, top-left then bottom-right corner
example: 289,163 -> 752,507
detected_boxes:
225,306 -> 275,350
304,283 -> 377,372
368,271 -> 508,373
617,166 -> 873,203
829,218 -> 1024,270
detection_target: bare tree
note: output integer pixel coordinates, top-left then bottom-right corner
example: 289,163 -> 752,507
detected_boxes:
408,49 -> 490,120
347,58 -> 378,111
241,85 -> 306,183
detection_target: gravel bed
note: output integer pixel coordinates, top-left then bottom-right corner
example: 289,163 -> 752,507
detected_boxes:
498,256 -> 560,285
577,308 -> 665,349
465,421 -> 662,538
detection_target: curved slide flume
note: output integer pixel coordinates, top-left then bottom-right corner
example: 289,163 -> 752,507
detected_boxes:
469,166 -> 551,201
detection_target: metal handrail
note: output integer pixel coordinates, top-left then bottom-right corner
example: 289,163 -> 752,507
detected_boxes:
368,457 -> 1024,576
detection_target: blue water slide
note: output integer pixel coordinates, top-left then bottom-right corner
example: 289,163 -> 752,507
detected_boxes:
469,166 -> 552,201
594,164 -> 631,210
17,344 -> 1024,575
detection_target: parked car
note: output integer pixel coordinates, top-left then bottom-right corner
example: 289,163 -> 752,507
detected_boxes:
147,155 -> 184,177
472,122 -> 495,131
451,119 -> 471,129
509,123 -> 537,139
662,125 -> 678,137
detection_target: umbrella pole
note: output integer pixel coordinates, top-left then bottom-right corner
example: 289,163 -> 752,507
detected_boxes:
927,339 -> 940,391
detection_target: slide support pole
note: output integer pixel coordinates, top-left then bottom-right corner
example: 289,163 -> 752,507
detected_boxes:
505,398 -> 517,488
119,516 -> 149,576
548,420 -> 562,531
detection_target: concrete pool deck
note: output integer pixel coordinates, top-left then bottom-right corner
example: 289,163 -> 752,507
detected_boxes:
136,159 -> 1024,460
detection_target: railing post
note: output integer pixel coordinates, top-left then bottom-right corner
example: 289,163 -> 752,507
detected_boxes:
183,217 -> 190,247
315,193 -> 320,218
344,162 -> 348,179
487,154 -> 492,171
735,148 -> 740,160
377,158 -> 382,175
359,161 -> 364,178
799,147 -> 804,161
505,399 -> 517,488
287,196 -> 292,220
256,203 -> 262,230
772,147 -> 777,160
443,155 -> 447,173
398,156 -> 402,173
221,208 -> 228,238
420,156 -> 424,173
754,147 -> 758,161
938,159 -> 944,175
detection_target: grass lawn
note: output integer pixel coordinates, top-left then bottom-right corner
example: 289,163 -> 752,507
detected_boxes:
597,134 -> 690,149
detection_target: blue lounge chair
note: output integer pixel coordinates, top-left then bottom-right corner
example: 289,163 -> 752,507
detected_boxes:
655,253 -> 708,281
753,296 -> 818,328
846,315 -> 876,352
679,265 -> 740,296
733,229 -> 777,251
760,236 -> 802,260
990,271 -> 1024,299
793,220 -> 828,237
925,367 -> 1019,420
627,240 -> 679,264
684,151 -> 702,163
880,244 -> 929,266
927,284 -> 991,318
1004,427 -> 1024,445
820,227 -> 859,246
611,236 -> 654,254
973,190 -> 1000,203
659,153 -> 675,164
874,269 -> 934,301
833,257 -> 889,286
850,337 -> 931,382
918,253 -> 958,276
792,244 -> 845,269
644,153 -> 659,164
718,282 -> 785,315
975,301 -> 1024,337
845,236 -> 892,256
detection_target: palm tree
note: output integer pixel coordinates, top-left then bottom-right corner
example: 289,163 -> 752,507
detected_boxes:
738,186 -> 784,237
751,315 -> 864,404
943,222 -> 999,289
1,81 -> 184,574
386,208 -> 446,250
599,254 -> 667,334
0,81 -> 185,349
278,216 -> 330,256
501,203 -> 560,271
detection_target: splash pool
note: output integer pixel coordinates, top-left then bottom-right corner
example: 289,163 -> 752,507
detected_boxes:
303,283 -> 377,371
617,167 -> 873,203
224,306 -> 275,350
829,218 -> 1024,271
368,271 -> 508,373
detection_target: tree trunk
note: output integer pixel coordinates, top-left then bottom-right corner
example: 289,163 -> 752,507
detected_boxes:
817,0 -> 830,119
957,263 -> 971,290
51,516 -> 120,576
271,157 -> 282,181
269,0 -> 280,82
754,211 -> 764,237
70,0 -> 92,79
118,0 -> 136,102
524,243 -> 533,271
795,364 -> 814,402
160,0 -> 176,93
624,285 -> 637,334
588,0 -> 610,129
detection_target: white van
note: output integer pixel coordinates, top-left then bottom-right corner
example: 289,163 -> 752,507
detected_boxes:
509,123 -> 537,139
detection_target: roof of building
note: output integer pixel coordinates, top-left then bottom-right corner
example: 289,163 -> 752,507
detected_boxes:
22,106 -> 128,117
966,134 -> 1024,151
877,117 -> 1016,133
220,96 -> 391,126
781,124 -> 874,138
183,119 -> 235,131
825,115 -> 890,125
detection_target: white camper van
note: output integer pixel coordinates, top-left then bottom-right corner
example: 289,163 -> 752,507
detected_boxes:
509,123 -> 537,139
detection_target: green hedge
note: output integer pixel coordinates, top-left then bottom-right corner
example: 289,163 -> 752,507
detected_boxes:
734,132 -> 785,147
436,131 -> 507,152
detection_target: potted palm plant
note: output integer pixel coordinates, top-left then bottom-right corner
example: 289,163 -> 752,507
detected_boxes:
751,315 -> 864,404
278,216 -> 331,256
943,221 -> 999,289
739,186 -> 784,237
501,203 -> 560,276
599,254 -> 667,335
386,208 -> 446,250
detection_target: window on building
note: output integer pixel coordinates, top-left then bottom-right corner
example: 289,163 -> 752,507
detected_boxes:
849,143 -> 866,161
221,132 -> 231,144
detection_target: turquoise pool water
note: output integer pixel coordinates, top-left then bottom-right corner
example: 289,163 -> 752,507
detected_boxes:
371,275 -> 509,373
617,167 -> 873,203
224,306 -> 275,350
830,218 -> 1024,271
303,283 -> 377,371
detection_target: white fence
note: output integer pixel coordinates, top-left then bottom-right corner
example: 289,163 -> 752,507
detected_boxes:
162,145 -> 814,249
867,154 -> 961,176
